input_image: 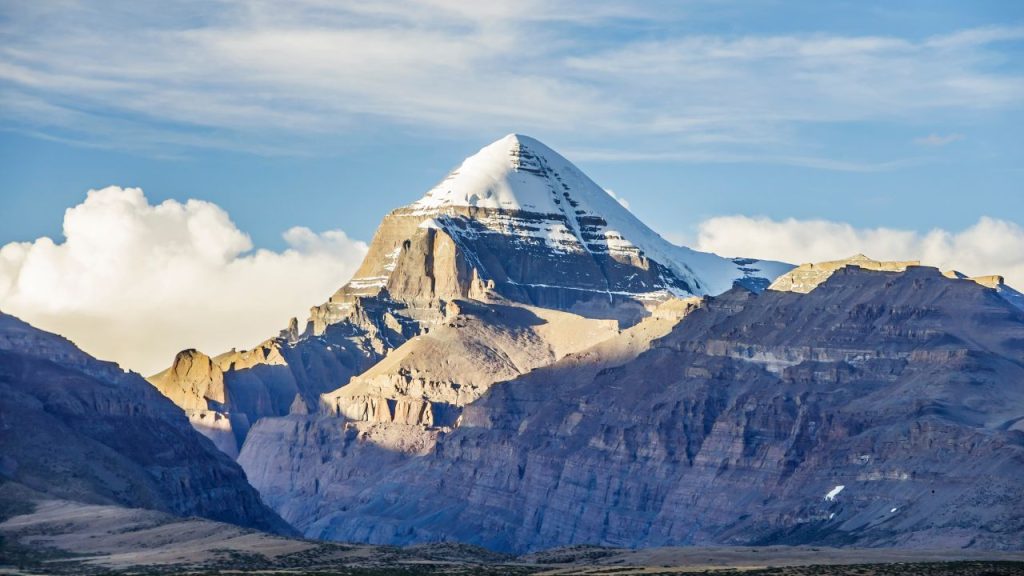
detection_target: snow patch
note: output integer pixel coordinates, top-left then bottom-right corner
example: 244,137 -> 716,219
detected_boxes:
824,485 -> 845,502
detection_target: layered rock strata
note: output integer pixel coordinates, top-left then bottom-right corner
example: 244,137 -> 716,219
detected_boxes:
770,254 -> 1024,311
242,266 -> 1024,551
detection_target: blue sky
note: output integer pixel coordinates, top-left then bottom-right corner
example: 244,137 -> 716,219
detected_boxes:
1,1 -> 1022,249
2,1 -> 1024,373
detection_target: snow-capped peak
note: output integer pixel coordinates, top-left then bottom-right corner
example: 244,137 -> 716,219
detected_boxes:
412,133 -> 593,214
407,134 -> 792,295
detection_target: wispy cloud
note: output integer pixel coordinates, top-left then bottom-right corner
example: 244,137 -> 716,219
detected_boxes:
914,133 -> 964,147
567,148 -> 921,172
1,2 -> 1022,165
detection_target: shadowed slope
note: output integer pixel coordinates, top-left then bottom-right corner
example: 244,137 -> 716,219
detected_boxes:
0,312 -> 293,535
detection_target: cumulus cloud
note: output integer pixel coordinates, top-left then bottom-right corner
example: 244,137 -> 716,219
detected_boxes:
694,215 -> 1024,289
0,187 -> 367,374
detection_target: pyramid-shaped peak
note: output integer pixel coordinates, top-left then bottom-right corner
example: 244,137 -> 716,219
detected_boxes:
355,133 -> 795,302
490,133 -> 554,155
409,133 -> 598,214
473,133 -> 561,174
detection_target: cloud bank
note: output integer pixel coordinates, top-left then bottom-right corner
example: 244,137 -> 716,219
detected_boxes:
0,187 -> 367,375
694,215 -> 1024,289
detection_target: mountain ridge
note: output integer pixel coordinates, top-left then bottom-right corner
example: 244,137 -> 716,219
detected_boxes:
242,264 -> 1024,552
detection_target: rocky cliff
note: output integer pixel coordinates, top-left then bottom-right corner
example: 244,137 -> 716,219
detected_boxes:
768,254 -> 920,293
241,265 -> 1024,551
770,254 -> 1024,311
238,295 -> 701,531
322,300 -> 620,431
0,312 -> 293,535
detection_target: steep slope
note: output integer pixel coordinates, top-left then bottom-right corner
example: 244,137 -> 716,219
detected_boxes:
0,312 -> 293,535
244,265 -> 1024,551
151,134 -> 790,455
322,300 -> 620,430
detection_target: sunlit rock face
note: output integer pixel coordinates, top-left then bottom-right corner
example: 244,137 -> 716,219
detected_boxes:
0,312 -> 293,535
149,134 -> 789,455
769,253 -> 1024,312
768,254 -> 920,293
243,266 -> 1024,552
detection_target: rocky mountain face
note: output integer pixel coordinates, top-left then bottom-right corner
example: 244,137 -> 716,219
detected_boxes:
149,134 -> 789,455
321,300 -> 621,433
238,296 -> 701,527
0,312 -> 293,535
242,265 -> 1024,552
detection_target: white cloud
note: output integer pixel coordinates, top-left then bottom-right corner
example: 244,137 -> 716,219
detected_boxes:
693,215 -> 1024,289
0,187 -> 367,374
0,2 -> 1021,163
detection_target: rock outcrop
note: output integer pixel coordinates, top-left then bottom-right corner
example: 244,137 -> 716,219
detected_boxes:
322,300 -> 619,431
241,266 -> 1024,552
770,254 -> 1024,311
768,254 -> 919,293
0,312 -> 293,535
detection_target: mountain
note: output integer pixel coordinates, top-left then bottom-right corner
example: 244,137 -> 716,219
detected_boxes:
0,311 -> 293,535
141,134 -> 1024,553
149,133 -> 790,455
241,262 -> 1024,552
329,133 -> 790,320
